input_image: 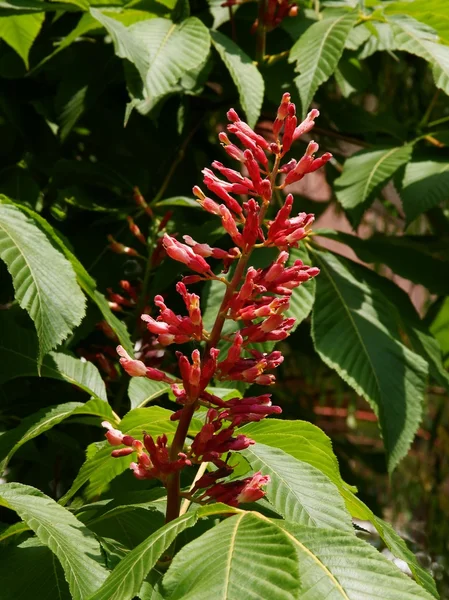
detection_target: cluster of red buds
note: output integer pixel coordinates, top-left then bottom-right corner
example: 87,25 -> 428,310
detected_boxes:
102,93 -> 331,515
222,0 -> 298,32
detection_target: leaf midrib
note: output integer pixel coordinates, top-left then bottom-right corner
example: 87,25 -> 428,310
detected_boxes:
361,147 -> 404,201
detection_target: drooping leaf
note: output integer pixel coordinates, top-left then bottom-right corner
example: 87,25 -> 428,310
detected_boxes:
0,483 -> 108,600
59,407 -> 183,505
0,201 -> 86,360
0,398 -> 116,472
128,377 -> 170,409
210,30 -> 264,128
244,443 -> 354,531
310,250 -> 428,472
242,419 -> 354,492
91,9 -> 211,115
277,521 -> 435,599
0,311 -> 108,399
4,198 -> 133,352
386,0 -> 449,44
334,145 -> 414,224
0,538 -> 71,600
88,505 -> 236,600
390,15 -> 449,96
358,22 -> 396,59
400,159 -> 449,223
289,12 -> 358,116
161,512 -> 301,600
155,196 -> 200,209
0,12 -> 44,67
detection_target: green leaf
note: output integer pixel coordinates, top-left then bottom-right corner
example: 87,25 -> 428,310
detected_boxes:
128,377 -> 170,409
0,311 -> 108,399
358,22 -> 396,59
317,230 -> 449,296
386,0 -> 449,44
289,12 -> 358,116
210,30 -> 264,128
310,250 -> 428,472
155,196 -> 200,209
390,15 -> 449,96
59,407 -> 179,505
3,198 -> 133,353
244,443 -> 354,531
0,398 -> 116,472
0,12 -> 44,67
431,297 -> 449,369
91,10 -> 211,114
334,145 -> 414,224
400,160 -> 449,223
0,538 -> 71,600
0,483 -> 108,600
277,521 -> 435,599
88,512 -> 199,600
161,512 -> 301,600
241,419 -> 354,492
0,201 -> 86,360
286,245 -> 316,330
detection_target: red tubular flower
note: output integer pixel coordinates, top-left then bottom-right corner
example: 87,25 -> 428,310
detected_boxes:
114,92 -> 329,514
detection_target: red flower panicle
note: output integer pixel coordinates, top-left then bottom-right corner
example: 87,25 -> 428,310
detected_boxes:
108,93 -> 330,510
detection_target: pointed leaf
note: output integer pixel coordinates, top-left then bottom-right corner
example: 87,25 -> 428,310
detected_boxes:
385,0 -> 449,44
289,12 -> 358,116
2,198 -> 133,352
277,521 -> 435,599
0,483 -> 108,600
0,201 -> 86,360
244,443 -> 353,531
0,12 -> 44,67
400,160 -> 449,223
88,512 -> 199,600
210,30 -> 264,128
128,377 -> 170,409
241,419 -> 354,492
91,10 -> 211,114
0,398 -> 116,472
310,250 -> 428,472
334,145 -> 413,224
161,512 -> 301,600
390,15 -> 449,96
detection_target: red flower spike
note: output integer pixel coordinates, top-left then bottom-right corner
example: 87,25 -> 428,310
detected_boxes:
219,205 -> 245,247
226,109 -> 270,150
242,199 -> 260,250
107,235 -> 138,256
102,421 -> 124,446
202,168 -> 245,215
281,104 -> 297,155
236,472 -> 271,504
116,345 -> 148,377
293,108 -> 320,141
202,472 -> 270,507
111,447 -> 134,458
127,216 -> 146,245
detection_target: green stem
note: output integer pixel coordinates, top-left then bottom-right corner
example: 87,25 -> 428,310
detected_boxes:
255,0 -> 267,64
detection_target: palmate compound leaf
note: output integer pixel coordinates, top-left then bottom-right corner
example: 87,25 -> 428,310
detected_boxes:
310,250 -> 428,472
243,444 -> 353,532
0,483 -> 109,600
160,512 -> 301,600
59,407 -> 202,505
289,11 -> 358,117
0,397 -> 117,472
276,521 -> 435,599
2,197 -> 133,352
334,144 -> 414,225
0,201 -> 86,360
90,9 -> 211,115
210,30 -> 264,128
88,504 -> 240,600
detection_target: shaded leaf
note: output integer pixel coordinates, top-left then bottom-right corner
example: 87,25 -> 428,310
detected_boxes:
0,483 -> 108,600
400,159 -> 449,223
334,145 -> 413,225
0,398 -> 116,472
310,250 -> 428,472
